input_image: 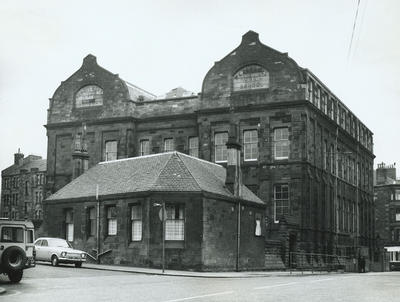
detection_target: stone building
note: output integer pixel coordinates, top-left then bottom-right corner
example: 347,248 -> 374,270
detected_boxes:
44,151 -> 266,270
1,150 -> 47,227
374,163 -> 400,247
44,30 -> 375,267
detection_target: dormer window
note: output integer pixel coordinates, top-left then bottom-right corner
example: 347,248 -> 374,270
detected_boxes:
233,65 -> 269,91
75,85 -> 103,108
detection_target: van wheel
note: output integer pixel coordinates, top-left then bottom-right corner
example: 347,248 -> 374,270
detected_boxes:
51,255 -> 59,266
2,246 -> 26,271
75,262 -> 82,268
8,270 -> 23,283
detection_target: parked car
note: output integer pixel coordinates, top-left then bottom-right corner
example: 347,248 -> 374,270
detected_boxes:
34,237 -> 86,268
0,219 -> 36,283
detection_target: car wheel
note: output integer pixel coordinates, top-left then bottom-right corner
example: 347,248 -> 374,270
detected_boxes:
75,262 -> 82,268
7,269 -> 23,283
51,255 -> 59,267
1,246 -> 27,271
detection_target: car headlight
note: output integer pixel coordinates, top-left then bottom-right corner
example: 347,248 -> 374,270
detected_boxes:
81,253 -> 86,259
61,252 -> 67,257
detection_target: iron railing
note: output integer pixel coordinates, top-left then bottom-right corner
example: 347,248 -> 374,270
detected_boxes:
289,252 -> 350,274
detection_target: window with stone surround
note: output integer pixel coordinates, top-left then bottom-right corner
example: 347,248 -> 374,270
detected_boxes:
140,140 -> 150,156
131,204 -> 142,241
274,184 -> 289,222
273,128 -> 289,160
164,138 -> 174,152
107,206 -> 117,236
105,140 -> 117,161
65,209 -> 74,242
165,205 -> 184,241
396,208 -> 400,222
214,132 -> 228,163
75,85 -> 103,108
188,137 -> 199,158
244,130 -> 258,161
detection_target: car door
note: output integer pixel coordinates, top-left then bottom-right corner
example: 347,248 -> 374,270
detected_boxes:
34,240 -> 43,260
41,240 -> 51,261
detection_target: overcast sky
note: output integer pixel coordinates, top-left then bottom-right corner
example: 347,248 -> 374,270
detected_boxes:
1,0 -> 399,177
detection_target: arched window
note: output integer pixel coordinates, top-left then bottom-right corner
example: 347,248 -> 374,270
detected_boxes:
233,65 -> 269,91
75,85 -> 103,108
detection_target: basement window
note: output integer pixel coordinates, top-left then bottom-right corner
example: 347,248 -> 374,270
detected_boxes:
65,210 -> 74,242
107,206 -> 117,236
165,205 -> 184,241
131,204 -> 142,241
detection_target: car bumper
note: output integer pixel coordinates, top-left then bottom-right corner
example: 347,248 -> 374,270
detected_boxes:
58,257 -> 86,264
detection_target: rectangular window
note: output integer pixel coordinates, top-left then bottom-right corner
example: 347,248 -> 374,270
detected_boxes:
244,130 -> 258,161
107,206 -> 117,236
65,210 -> 74,242
165,205 -> 184,241
105,140 -> 117,161
396,208 -> 400,222
396,190 -> 400,200
188,137 -> 199,157
274,128 -> 289,160
131,205 -> 142,241
140,140 -> 150,156
274,184 -> 289,222
88,207 -> 96,237
164,138 -> 174,152
25,181 -> 29,195
323,140 -> 328,170
308,80 -> 314,102
214,132 -> 228,163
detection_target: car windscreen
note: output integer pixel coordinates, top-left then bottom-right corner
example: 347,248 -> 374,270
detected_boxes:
49,239 -> 72,248
1,227 -> 24,243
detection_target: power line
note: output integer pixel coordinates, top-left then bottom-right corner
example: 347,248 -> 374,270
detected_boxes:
354,0 -> 368,59
347,0 -> 361,63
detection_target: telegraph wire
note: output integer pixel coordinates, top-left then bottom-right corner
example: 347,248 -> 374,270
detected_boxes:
347,0 -> 361,63
353,0 -> 368,59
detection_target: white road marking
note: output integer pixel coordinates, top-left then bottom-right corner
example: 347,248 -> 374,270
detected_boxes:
309,278 -> 335,283
254,281 -> 299,290
162,291 -> 234,302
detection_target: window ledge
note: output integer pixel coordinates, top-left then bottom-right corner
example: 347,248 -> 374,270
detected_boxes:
165,241 -> 185,249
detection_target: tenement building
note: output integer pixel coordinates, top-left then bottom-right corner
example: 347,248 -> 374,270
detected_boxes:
374,163 -> 400,267
44,31 -> 375,269
1,149 -> 47,227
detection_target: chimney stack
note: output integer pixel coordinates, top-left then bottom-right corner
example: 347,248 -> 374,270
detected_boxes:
376,162 -> 397,185
225,123 -> 242,197
14,148 -> 24,166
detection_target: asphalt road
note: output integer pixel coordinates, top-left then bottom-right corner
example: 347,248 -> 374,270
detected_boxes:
1,264 -> 399,302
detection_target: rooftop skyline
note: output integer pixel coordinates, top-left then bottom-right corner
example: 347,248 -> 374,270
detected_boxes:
1,0 -> 399,175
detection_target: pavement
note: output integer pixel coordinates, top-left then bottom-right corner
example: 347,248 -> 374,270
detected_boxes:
81,262 -> 344,278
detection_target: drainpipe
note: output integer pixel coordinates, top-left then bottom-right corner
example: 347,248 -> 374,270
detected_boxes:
96,184 -> 100,264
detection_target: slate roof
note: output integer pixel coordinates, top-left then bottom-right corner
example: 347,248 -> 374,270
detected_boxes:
46,152 -> 264,205
2,156 -> 47,176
